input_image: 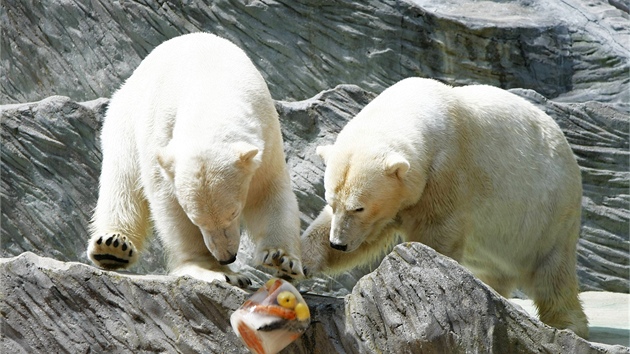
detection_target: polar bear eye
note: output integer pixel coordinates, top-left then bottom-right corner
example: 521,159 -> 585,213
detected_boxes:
354,207 -> 364,213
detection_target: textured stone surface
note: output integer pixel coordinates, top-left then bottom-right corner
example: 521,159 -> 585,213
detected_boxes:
2,0 -> 628,109
0,251 -> 350,354
345,243 -> 621,353
3,246 -> 624,354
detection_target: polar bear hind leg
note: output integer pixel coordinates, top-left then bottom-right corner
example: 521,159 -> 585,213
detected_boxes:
524,240 -> 588,338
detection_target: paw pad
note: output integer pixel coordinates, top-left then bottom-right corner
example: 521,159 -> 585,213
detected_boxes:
88,233 -> 138,270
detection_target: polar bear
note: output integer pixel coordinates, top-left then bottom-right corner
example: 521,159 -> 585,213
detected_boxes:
87,33 -> 303,287
301,78 -> 588,337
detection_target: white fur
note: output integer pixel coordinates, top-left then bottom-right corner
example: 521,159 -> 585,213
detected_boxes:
301,77 -> 588,337
88,33 -> 302,285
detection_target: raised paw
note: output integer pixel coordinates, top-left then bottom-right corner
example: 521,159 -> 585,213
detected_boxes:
260,248 -> 304,279
87,233 -> 138,270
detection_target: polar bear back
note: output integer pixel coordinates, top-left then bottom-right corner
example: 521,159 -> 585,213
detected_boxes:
450,83 -> 582,212
106,33 -> 275,152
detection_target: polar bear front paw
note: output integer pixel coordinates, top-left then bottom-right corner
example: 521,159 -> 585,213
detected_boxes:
87,233 -> 138,270
225,273 -> 253,288
172,263 -> 251,288
259,248 -> 304,279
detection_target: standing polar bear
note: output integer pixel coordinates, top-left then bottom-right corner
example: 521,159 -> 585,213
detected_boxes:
87,33 -> 303,286
301,78 -> 588,337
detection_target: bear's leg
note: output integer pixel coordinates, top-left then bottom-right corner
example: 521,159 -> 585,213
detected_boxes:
300,205 -> 334,276
245,186 -> 304,279
88,138 -> 149,270
525,243 -> 588,338
300,205 -> 401,276
152,198 -> 251,288
474,272 -> 517,298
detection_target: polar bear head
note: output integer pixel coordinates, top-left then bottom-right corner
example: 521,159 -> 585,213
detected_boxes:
317,144 -> 411,252
158,142 -> 261,264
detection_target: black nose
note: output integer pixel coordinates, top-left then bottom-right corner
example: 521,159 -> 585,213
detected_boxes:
219,254 -> 237,265
330,242 -> 348,251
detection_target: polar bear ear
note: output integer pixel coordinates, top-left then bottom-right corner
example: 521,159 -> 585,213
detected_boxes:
233,142 -> 261,170
316,145 -> 334,164
157,148 -> 176,180
385,153 -> 410,179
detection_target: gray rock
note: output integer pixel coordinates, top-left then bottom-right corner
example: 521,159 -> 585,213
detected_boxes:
0,251 -> 347,354
2,0 -> 628,109
3,245 -> 624,353
345,242 -> 624,353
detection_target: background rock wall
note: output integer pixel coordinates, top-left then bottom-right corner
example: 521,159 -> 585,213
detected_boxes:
2,0 -> 628,108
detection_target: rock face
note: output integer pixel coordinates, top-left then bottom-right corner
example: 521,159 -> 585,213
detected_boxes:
2,244 -> 621,354
2,0 -> 628,109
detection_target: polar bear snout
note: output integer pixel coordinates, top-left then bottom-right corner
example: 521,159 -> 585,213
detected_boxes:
330,241 -> 348,252
200,223 -> 241,264
219,253 -> 237,265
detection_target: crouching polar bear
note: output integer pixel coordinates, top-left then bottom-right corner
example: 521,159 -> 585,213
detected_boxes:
301,78 -> 588,337
87,33 -> 303,286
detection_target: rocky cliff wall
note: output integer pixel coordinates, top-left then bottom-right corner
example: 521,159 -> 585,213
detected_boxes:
2,0 -> 628,108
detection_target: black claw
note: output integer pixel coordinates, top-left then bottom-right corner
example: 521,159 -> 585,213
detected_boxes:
113,239 -> 119,248
303,267 -> 309,277
238,279 -> 244,287
96,237 -> 103,245
272,251 -> 281,260
247,278 -> 252,286
122,243 -> 128,251
105,236 -> 113,246
263,253 -> 270,264
225,275 -> 232,283
289,260 -> 294,269
129,250 -> 133,257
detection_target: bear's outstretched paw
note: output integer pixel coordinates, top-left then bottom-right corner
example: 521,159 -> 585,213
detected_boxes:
87,233 -> 138,270
259,248 -> 304,279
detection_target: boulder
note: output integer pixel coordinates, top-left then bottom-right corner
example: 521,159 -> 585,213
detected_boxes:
3,244 -> 623,353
